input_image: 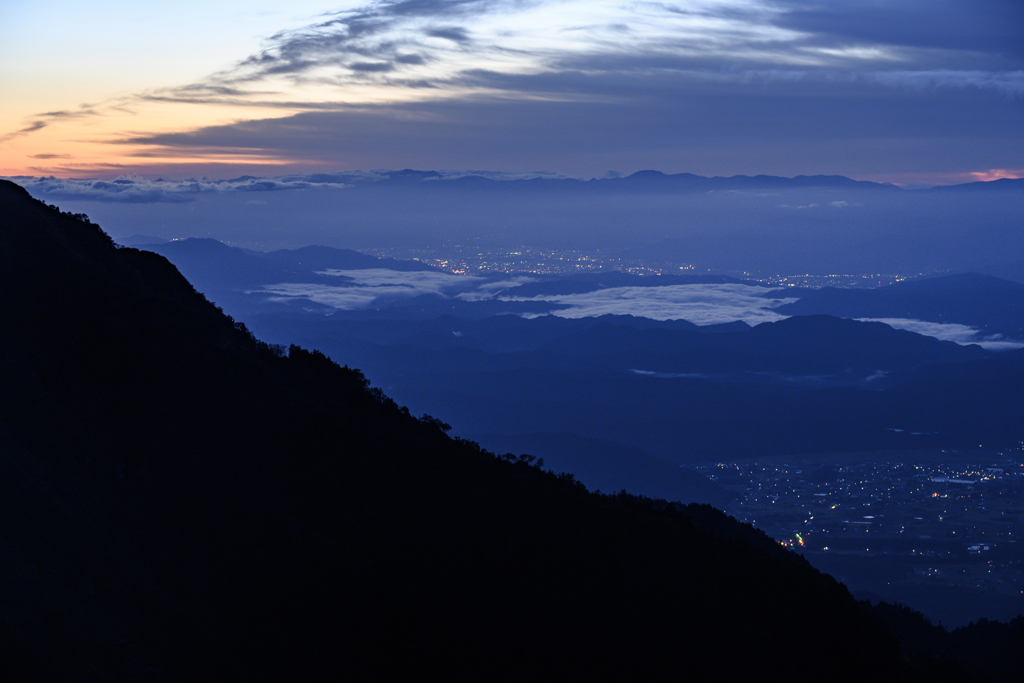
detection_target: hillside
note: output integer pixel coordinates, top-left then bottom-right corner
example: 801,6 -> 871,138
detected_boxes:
775,274 -> 1024,338
0,178 -> 943,680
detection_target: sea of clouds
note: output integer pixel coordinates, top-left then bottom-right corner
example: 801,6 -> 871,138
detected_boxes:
257,271 -> 797,326
3,171 -> 572,203
855,318 -> 1024,351
501,284 -> 797,326
253,269 -> 1023,349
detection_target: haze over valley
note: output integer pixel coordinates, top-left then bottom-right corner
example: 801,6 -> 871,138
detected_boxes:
12,171 -> 1024,279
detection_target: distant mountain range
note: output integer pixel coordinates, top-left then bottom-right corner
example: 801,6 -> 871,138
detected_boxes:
13,169 -> 1023,280
222,168 -> 1024,192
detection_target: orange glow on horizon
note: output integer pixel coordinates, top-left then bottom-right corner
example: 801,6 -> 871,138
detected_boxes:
850,169 -> 1024,188
0,95 -> 327,179
966,169 -> 1024,183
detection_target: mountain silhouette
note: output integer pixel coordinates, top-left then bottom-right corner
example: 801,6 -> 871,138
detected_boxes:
0,178 -> 984,680
776,273 -> 1024,338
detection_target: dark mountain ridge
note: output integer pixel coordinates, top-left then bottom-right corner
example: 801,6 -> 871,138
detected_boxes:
330,169 -> 905,199
466,431 -> 736,508
242,305 -> 1018,461
0,179 -> 931,679
284,168 -> 1024,194
928,177 -> 1024,192
130,237 -> 440,317
777,273 -> 1024,338
278,169 -> 976,192
138,237 -> 436,288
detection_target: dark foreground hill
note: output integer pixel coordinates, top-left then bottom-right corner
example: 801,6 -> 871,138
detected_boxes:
0,179 -> 962,680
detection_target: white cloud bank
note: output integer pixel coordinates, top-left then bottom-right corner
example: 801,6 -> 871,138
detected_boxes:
503,283 -> 797,325
2,171 -> 572,203
253,272 -> 1024,351
456,277 -> 538,302
317,268 -> 477,295
857,318 -> 1024,351
256,274 -> 795,323
259,268 -> 481,308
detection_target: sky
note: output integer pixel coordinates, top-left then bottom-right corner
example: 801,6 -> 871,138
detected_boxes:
2,0 -> 1023,185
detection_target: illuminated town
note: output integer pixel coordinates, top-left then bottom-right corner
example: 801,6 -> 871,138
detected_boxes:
368,244 -> 921,288
753,273 -> 919,289
694,446 -> 1024,622
368,244 -> 692,276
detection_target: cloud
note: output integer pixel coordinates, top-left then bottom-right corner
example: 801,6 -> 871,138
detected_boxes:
251,272 -> 798,325
349,61 -> 395,72
772,0 -> 1024,62
426,26 -> 471,43
3,169 -> 580,203
259,283 -> 384,309
630,370 -> 708,379
0,120 -> 48,144
503,283 -> 797,325
8,0 -> 1022,180
106,61 -> 1024,178
90,0 -> 1020,118
701,67 -> 1024,97
257,267 -> 485,309
456,276 -> 537,301
856,318 -> 1024,350
967,168 -> 1024,182
317,267 -> 480,295
206,0 -> 505,91
1,106 -> 102,143
2,174 -> 327,203
0,175 -> 325,203
866,70 -> 1024,97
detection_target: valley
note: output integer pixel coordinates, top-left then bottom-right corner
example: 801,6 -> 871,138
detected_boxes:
698,449 -> 1024,626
